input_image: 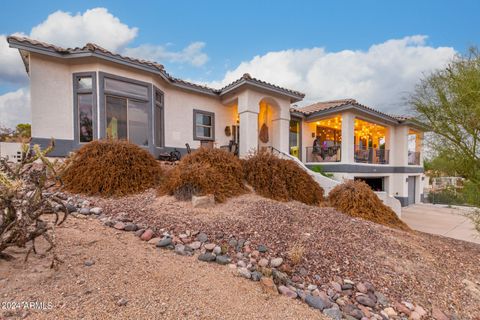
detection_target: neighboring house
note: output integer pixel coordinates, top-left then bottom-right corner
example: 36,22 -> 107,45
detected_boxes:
0,142 -> 23,163
8,36 -> 425,206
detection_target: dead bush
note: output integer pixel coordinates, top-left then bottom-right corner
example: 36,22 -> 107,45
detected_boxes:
160,148 -> 245,202
62,140 -> 163,197
242,151 -> 324,205
328,180 -> 410,231
1,141 -> 68,265
288,242 -> 305,266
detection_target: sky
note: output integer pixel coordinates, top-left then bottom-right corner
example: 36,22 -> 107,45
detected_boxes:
0,0 -> 478,128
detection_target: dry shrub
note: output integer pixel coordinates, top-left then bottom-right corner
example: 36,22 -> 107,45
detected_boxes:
161,148 -> 245,202
242,151 -> 324,205
62,140 -> 163,197
328,180 -> 410,231
288,242 -> 305,266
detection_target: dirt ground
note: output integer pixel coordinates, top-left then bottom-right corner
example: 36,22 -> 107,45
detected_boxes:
0,217 -> 325,320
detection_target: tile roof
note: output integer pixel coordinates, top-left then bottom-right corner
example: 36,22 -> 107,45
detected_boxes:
7,36 -> 304,101
293,99 -> 409,124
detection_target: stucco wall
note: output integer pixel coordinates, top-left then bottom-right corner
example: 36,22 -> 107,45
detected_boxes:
29,55 -> 236,151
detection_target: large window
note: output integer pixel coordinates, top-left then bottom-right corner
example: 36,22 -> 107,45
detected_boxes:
103,76 -> 149,146
289,119 -> 300,159
193,109 -> 215,140
73,73 -> 96,144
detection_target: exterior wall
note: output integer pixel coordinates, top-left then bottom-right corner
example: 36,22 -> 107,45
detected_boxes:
29,55 -> 236,155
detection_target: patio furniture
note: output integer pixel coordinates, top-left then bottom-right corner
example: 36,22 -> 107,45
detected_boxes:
185,143 -> 191,154
158,149 -> 181,162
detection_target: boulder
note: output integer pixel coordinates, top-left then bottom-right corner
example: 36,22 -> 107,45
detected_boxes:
140,229 -> 154,241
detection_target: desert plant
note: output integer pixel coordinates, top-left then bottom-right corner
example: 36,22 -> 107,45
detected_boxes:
62,140 -> 163,197
0,141 -> 68,266
288,242 -> 305,266
242,151 -> 324,205
466,209 -> 480,235
328,180 -> 410,231
161,148 -> 246,202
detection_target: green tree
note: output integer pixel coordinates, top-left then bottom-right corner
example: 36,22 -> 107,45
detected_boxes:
410,47 -> 480,185
15,123 -> 31,138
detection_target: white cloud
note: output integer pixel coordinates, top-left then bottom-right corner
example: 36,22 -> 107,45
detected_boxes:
206,35 -> 456,115
0,88 -> 30,128
30,8 -> 138,51
0,7 -> 209,127
123,41 -> 209,67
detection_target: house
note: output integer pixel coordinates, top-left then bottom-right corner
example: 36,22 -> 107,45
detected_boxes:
0,142 -> 23,163
7,36 -> 425,207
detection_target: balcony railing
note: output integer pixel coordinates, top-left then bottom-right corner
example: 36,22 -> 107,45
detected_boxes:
354,146 -> 389,164
306,145 -> 341,163
408,151 -> 420,165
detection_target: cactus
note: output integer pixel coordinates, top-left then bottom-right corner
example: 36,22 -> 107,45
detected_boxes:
0,139 -> 68,267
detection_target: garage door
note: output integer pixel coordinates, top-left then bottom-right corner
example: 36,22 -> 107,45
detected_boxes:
408,176 -> 416,205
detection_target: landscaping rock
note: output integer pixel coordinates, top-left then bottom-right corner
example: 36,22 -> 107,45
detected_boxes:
237,267 -> 251,279
113,222 -> 125,230
157,237 -> 172,248
375,291 -> 389,306
204,243 -> 216,251
414,306 -> 427,317
192,194 -> 215,208
278,285 -> 297,298
134,229 -> 145,237
323,307 -> 342,320
213,246 -> 222,255
257,244 -> 268,253
305,295 -> 328,311
90,207 -> 103,215
215,255 -> 231,265
147,237 -> 161,245
270,257 -> 283,268
124,223 -> 138,232
331,281 -> 342,293
140,229 -> 154,241
272,269 -> 289,285
66,204 -> 77,213
188,241 -> 201,250
174,244 -> 186,255
307,284 -> 318,291
409,311 -> 421,320
260,277 -> 278,295
198,252 -> 216,262
356,295 -> 376,308
258,258 -> 269,267
343,304 -> 364,319
116,298 -> 128,306
383,307 -> 397,318
251,271 -> 262,281
79,208 -> 91,215
84,260 -> 95,267
395,301 -> 412,316
196,232 -> 208,243
356,282 -> 368,294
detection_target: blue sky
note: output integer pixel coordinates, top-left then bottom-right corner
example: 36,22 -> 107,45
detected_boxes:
0,0 -> 478,127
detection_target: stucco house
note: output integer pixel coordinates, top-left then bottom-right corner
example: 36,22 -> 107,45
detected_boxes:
7,36 -> 425,207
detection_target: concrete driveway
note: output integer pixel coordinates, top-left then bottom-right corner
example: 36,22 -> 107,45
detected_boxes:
401,204 -> 480,244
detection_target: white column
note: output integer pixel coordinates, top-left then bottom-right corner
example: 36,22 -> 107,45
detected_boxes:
392,126 -> 409,166
237,91 -> 259,158
341,112 -> 355,164
272,118 -> 290,154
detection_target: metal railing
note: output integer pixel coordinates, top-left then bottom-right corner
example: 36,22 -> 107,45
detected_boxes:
354,146 -> 389,164
408,151 -> 420,165
306,145 -> 341,163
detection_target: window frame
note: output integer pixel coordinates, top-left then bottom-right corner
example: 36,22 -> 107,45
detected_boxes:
73,72 -> 97,146
98,72 -> 153,148
193,109 -> 215,141
154,87 -> 165,148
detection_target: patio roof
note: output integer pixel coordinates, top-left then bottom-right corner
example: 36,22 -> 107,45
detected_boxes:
7,36 -> 304,102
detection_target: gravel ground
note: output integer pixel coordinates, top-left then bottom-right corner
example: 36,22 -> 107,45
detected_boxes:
92,190 -> 480,319
0,216 -> 325,320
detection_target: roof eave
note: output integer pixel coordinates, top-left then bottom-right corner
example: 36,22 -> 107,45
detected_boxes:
304,103 -> 400,125
219,79 -> 304,103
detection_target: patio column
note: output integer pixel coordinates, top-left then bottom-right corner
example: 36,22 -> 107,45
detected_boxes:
341,112 -> 355,164
237,91 -> 259,157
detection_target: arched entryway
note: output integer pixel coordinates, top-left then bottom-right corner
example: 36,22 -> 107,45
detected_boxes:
257,97 -> 281,151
